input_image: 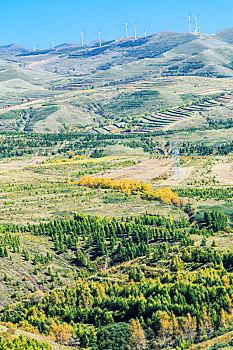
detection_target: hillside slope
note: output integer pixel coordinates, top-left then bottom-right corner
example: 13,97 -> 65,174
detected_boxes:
0,30 -> 233,132
214,27 -> 233,45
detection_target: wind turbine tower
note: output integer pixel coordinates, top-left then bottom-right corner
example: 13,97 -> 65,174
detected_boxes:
172,142 -> 182,180
133,23 -> 137,40
183,12 -> 192,33
98,29 -> 102,47
124,22 -> 128,38
144,29 -> 147,37
194,16 -> 200,34
188,14 -> 191,33
51,41 -> 55,49
80,31 -> 84,47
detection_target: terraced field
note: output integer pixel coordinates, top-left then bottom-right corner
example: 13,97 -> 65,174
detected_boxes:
133,94 -> 233,131
90,93 -> 233,134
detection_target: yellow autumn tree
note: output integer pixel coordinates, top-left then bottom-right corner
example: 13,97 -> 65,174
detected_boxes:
77,176 -> 181,206
200,307 -> 214,338
49,321 -> 72,345
156,311 -> 173,348
220,308 -> 227,328
171,312 -> 181,344
222,275 -> 230,288
129,319 -> 146,350
182,313 -> 197,341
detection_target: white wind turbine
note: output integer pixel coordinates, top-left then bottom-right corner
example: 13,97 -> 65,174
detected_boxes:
187,11 -> 192,33
144,29 -> 147,37
124,21 -> 129,38
98,28 -> 102,47
194,15 -> 200,34
51,41 -> 55,49
182,11 -> 192,33
80,31 -> 85,47
133,23 -> 137,40
94,27 -> 102,47
188,14 -> 191,33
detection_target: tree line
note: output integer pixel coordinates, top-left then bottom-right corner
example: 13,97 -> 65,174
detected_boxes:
2,265 -> 233,349
176,187 -> 233,201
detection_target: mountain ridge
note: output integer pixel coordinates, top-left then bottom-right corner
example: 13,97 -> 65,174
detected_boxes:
0,43 -> 31,53
0,27 -> 232,52
0,27 -> 233,132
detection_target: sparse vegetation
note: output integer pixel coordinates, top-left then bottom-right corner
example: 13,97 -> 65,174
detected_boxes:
1,26 -> 233,350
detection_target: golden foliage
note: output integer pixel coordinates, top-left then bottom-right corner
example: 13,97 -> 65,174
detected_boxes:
129,319 -> 146,350
182,313 -> 197,341
156,311 -> 173,346
49,321 -> 72,345
76,176 -> 181,206
1,323 -> 16,338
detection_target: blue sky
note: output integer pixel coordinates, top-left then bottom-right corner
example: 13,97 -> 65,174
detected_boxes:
1,0 -> 233,48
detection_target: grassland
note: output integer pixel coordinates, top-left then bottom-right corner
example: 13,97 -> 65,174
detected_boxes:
1,31 -> 233,349
1,31 -> 233,133
0,128 -> 230,273
0,125 -> 232,349
1,127 -> 233,224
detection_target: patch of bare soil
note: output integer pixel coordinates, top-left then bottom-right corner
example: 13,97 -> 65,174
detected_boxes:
160,166 -> 195,187
102,158 -> 171,182
213,162 -> 233,184
0,99 -> 44,113
102,158 -> 194,185
0,157 -> 46,172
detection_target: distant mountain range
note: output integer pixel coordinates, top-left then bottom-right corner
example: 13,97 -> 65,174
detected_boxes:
1,27 -> 233,80
54,42 -> 81,49
1,27 -> 233,132
1,28 -> 233,53
11,27 -> 233,79
0,28 -> 233,80
0,39 -> 109,53
0,44 -> 31,54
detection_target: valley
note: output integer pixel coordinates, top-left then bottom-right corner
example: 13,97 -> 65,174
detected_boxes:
1,25 -> 233,350
1,30 -> 233,134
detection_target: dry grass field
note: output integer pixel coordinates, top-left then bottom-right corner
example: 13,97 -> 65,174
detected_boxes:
1,31 -> 233,350
0,148 -> 232,225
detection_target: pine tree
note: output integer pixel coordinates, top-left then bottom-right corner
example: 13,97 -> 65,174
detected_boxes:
0,247 -> 5,258
3,247 -> 8,257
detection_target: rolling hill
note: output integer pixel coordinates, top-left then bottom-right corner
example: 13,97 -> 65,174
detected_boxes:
54,42 -> 81,49
2,24 -> 233,350
213,27 -> 233,45
0,29 -> 232,132
14,30 -> 233,77
0,43 -> 31,54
